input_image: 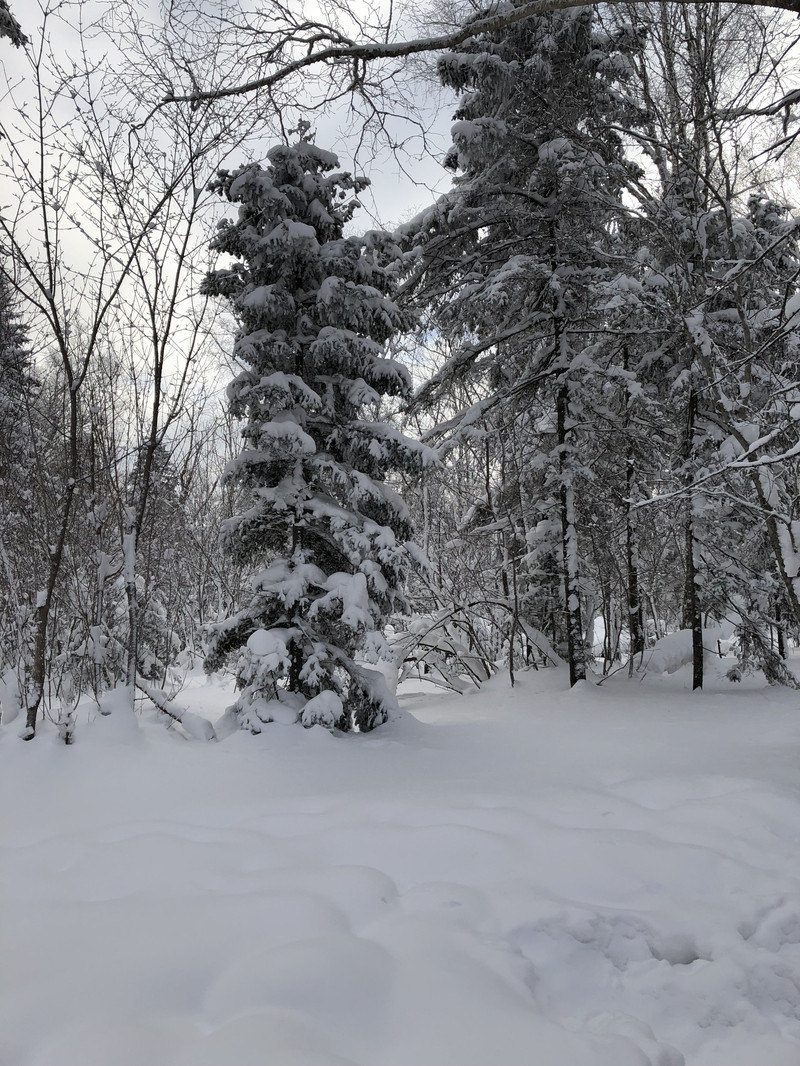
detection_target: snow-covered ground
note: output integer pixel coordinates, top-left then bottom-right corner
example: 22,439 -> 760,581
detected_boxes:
3,663 -> 800,1066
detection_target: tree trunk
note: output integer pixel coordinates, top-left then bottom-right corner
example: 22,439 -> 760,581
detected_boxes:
23,367 -> 82,738
123,522 -> 139,694
622,345 -> 645,661
775,598 -> 787,659
23,481 -> 77,737
683,508 -> 704,691
557,380 -> 586,686
682,382 -> 703,691
626,476 -> 645,660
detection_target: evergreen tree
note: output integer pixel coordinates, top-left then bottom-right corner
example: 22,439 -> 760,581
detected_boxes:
403,7 -> 642,684
0,269 -> 33,488
202,137 -> 429,732
0,267 -> 37,675
0,0 -> 26,48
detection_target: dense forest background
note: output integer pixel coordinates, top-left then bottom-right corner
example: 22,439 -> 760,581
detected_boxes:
3,0 -> 800,738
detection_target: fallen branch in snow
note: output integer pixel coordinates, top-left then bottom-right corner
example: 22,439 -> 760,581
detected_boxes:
134,677 -> 217,741
516,620 -> 565,669
596,653 -> 643,686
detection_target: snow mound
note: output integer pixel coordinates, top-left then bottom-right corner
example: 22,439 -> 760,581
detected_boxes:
640,627 -> 735,676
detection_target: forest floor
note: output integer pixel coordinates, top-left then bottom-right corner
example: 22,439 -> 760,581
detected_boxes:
3,660 -> 800,1065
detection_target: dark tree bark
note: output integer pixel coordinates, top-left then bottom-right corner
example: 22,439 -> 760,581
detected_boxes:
557,380 -> 586,687
623,347 -> 645,661
681,381 -> 703,692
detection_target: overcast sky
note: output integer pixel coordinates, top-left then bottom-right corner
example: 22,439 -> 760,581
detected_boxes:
1,0 -> 457,234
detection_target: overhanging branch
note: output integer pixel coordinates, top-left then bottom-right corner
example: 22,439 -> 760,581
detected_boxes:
158,0 -> 800,111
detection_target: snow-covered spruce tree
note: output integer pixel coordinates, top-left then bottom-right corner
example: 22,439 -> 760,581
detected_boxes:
202,139 -> 429,732
403,8 -> 642,684
0,268 -> 34,518
0,1 -> 25,48
0,265 -> 37,683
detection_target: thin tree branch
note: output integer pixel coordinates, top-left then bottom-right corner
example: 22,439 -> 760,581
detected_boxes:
150,0 -> 800,115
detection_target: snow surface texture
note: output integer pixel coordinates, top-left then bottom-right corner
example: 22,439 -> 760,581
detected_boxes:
3,666 -> 800,1065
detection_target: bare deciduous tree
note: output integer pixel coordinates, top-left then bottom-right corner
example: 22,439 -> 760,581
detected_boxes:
0,0 -> 271,736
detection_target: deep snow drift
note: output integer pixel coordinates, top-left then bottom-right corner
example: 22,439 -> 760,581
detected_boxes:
3,664 -> 800,1065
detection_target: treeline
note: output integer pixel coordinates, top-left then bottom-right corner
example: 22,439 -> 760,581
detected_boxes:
2,1 -> 800,737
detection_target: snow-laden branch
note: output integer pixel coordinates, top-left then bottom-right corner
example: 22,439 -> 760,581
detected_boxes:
0,0 -> 25,47
135,678 -> 217,741
157,0 -> 800,111
632,421 -> 800,512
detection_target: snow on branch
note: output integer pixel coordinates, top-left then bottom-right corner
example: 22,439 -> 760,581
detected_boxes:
135,678 -> 217,742
0,0 -> 25,48
153,0 -> 800,113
